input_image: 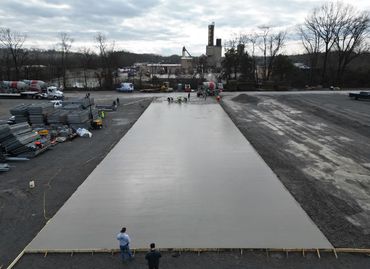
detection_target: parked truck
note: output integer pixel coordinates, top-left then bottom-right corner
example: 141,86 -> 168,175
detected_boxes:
40,86 -> 64,99
0,80 -> 63,99
197,81 -> 223,97
349,91 -> 370,100
23,80 -> 47,91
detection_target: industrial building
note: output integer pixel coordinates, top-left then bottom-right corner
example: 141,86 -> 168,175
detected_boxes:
132,23 -> 223,78
134,63 -> 181,77
180,46 -> 193,74
206,22 -> 222,69
180,22 -> 223,72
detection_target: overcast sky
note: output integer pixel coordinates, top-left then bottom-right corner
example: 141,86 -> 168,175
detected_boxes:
0,0 -> 369,56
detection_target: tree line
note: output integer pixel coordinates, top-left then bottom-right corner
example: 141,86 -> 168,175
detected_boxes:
222,1 -> 370,88
0,30 -> 180,90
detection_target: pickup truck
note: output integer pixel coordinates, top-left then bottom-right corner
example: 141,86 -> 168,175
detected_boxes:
39,86 -> 64,99
349,91 -> 370,100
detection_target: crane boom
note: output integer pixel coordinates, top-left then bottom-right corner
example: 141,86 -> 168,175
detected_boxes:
182,46 -> 192,57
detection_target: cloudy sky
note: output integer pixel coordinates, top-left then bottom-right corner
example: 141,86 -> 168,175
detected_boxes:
0,0 -> 369,56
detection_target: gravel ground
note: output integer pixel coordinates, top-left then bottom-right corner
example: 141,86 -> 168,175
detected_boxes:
221,92 -> 370,248
14,251 -> 370,269
0,94 -> 153,268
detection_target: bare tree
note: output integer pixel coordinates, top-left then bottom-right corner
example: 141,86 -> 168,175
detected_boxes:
257,26 -> 286,81
79,47 -> 93,88
305,3 -> 338,83
334,8 -> 369,84
301,2 -> 370,85
303,2 -> 359,84
237,33 -> 259,82
246,33 -> 259,83
58,32 -> 73,89
258,26 -> 270,81
223,37 -> 239,79
266,31 -> 286,80
0,28 -> 27,80
224,34 -> 239,51
0,49 -> 12,80
46,48 -> 59,84
299,24 -> 322,83
95,33 -> 115,90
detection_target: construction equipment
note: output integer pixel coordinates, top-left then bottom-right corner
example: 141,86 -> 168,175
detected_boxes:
37,129 -> 49,136
91,118 -> 103,129
198,81 -> 223,97
182,46 -> 192,57
86,94 -> 104,129
160,82 -> 173,92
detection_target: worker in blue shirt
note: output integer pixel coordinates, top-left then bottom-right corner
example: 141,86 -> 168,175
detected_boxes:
117,227 -> 133,261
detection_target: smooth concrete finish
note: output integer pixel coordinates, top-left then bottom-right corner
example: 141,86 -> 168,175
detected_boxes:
28,101 -> 332,250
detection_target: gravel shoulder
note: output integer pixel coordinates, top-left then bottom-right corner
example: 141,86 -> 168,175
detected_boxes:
14,251 -> 370,269
221,92 -> 370,248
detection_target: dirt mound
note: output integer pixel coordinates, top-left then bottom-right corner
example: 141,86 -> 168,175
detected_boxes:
232,94 -> 259,104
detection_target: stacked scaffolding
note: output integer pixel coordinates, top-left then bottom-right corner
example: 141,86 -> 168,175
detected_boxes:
63,97 -> 94,109
47,110 -> 69,126
28,103 -> 54,126
0,123 -> 48,157
67,110 -> 91,130
10,104 -> 30,123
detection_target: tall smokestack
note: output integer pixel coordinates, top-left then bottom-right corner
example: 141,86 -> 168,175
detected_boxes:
208,22 -> 215,46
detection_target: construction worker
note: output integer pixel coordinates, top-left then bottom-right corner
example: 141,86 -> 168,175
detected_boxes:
145,243 -> 162,269
116,227 -> 133,262
100,110 -> 105,119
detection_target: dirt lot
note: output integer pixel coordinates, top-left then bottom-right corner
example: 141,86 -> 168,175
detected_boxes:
12,251 -> 370,269
222,91 -> 370,248
0,93 -> 153,268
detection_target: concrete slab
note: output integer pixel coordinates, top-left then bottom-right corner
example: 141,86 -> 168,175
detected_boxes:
28,101 -> 332,250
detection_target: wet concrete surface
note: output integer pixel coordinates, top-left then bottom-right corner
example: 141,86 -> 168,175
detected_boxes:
27,99 -> 331,250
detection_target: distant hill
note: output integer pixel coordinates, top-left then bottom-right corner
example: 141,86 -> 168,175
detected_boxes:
0,48 -> 181,68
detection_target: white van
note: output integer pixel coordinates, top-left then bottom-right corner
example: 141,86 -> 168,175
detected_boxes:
116,83 -> 134,92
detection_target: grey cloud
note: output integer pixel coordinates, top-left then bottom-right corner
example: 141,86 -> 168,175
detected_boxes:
1,0 -> 368,55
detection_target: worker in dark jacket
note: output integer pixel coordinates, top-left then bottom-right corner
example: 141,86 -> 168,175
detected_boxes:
145,243 -> 162,269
